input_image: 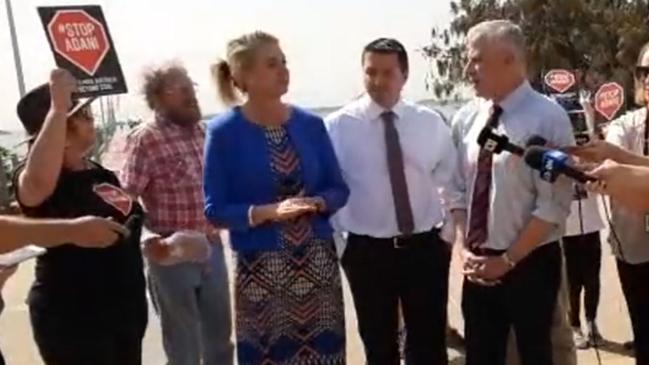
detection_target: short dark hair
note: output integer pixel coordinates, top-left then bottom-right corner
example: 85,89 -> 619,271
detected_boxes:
362,38 -> 409,77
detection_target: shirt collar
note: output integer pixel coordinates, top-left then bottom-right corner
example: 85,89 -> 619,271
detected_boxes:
492,80 -> 533,113
358,94 -> 407,121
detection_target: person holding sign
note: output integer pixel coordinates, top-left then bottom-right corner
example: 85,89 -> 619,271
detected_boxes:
13,68 -> 147,365
0,215 -> 128,365
572,41 -> 649,365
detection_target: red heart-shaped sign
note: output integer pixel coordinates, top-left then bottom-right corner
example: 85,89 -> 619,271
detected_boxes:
594,82 -> 625,121
93,183 -> 133,216
544,69 -> 576,93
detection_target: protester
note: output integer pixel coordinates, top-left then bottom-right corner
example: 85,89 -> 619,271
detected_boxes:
120,63 -> 233,365
326,38 -> 456,365
0,214 -> 129,365
562,186 -> 605,349
449,20 -> 573,365
205,31 -> 349,365
585,40 -> 649,365
13,69 -> 147,365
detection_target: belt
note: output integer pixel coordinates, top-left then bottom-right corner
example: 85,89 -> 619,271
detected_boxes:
471,247 -> 506,256
349,228 -> 441,249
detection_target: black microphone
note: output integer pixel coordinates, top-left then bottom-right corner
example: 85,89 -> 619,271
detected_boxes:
523,146 -> 597,183
476,127 -> 525,156
526,135 -> 547,147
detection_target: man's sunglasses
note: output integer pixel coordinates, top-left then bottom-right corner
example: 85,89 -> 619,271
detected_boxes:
635,65 -> 649,80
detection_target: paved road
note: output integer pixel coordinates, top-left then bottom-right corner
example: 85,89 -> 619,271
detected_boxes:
0,239 -> 636,364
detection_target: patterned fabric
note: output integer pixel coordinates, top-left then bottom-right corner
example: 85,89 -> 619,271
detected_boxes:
466,105 -> 502,249
120,117 -> 212,234
235,126 -> 346,365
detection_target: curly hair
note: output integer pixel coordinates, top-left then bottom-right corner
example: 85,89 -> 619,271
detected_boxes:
141,61 -> 190,110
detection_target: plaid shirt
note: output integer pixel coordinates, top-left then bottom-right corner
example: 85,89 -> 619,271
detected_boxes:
120,117 -> 212,236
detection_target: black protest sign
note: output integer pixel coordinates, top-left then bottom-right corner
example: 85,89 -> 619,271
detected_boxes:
38,5 -> 127,98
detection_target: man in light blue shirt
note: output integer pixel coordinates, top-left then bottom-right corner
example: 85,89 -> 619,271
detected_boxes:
449,20 -> 574,365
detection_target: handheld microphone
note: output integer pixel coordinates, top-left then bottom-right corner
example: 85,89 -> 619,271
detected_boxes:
477,127 -> 525,156
526,135 -> 547,147
523,146 -> 597,183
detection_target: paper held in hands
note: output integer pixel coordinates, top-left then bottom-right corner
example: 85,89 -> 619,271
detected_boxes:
0,246 -> 47,267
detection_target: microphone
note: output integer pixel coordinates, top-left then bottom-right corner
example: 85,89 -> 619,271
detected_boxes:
526,135 -> 547,147
523,146 -> 597,183
477,127 -> 525,156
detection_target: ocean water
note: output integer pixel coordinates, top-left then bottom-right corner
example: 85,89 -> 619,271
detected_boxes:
0,100 -> 463,156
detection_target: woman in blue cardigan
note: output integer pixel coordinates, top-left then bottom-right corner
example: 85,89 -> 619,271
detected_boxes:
205,31 -> 349,365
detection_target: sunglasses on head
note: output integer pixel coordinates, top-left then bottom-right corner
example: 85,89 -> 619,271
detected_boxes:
635,65 -> 649,80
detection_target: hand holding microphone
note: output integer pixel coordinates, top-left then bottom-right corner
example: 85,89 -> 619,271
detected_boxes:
523,146 -> 597,184
477,127 -> 598,184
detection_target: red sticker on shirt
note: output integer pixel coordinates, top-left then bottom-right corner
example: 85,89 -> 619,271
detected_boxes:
93,183 -> 133,216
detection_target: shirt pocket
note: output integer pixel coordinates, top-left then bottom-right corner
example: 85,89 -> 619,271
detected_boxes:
156,156 -> 201,189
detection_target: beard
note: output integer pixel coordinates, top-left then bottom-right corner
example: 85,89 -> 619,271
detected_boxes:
163,105 -> 201,126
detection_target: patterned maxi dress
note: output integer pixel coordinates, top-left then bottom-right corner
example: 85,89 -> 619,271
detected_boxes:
235,126 -> 346,365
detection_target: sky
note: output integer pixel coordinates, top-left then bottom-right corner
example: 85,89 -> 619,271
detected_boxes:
0,0 -> 452,131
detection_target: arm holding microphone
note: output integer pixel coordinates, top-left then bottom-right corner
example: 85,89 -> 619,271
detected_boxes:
587,160 -> 649,211
562,115 -> 649,210
568,139 -> 649,167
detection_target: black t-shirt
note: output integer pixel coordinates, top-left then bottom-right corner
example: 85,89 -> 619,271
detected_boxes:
13,162 -> 146,327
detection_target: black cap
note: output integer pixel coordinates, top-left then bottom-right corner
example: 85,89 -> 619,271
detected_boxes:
16,83 -> 95,137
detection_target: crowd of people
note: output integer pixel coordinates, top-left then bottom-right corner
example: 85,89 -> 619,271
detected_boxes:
0,17 -> 648,365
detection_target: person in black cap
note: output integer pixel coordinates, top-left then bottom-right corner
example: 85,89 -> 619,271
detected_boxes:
13,68 -> 148,365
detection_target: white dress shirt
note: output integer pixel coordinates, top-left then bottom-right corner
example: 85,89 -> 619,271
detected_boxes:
564,191 -> 604,237
325,95 -> 457,238
605,108 -> 649,264
450,81 -> 574,250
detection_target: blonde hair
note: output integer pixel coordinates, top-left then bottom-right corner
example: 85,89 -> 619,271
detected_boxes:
634,41 -> 649,106
211,31 -> 278,105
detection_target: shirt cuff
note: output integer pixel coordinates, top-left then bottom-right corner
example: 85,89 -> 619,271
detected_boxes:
248,205 -> 256,227
141,227 -> 161,244
532,204 -> 566,226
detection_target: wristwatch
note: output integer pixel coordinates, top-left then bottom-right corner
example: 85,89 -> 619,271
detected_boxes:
502,252 -> 517,269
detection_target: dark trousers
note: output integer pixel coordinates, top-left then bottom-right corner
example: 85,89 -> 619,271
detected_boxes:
30,306 -> 146,365
463,242 -> 561,365
562,232 -> 602,327
617,260 -> 649,365
342,229 -> 451,365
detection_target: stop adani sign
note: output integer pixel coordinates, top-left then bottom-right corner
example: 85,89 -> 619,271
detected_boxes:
594,82 -> 625,121
38,6 -> 127,97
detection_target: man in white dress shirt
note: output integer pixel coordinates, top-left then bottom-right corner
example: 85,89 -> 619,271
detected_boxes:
449,20 -> 574,365
326,38 -> 457,365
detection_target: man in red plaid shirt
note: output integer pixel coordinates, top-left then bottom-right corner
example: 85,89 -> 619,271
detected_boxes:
120,63 -> 233,365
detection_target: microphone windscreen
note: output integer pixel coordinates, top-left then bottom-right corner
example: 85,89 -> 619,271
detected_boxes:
523,146 -> 550,170
526,135 -> 547,147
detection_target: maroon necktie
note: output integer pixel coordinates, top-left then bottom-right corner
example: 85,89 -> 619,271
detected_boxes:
381,111 -> 415,235
466,105 -> 503,249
